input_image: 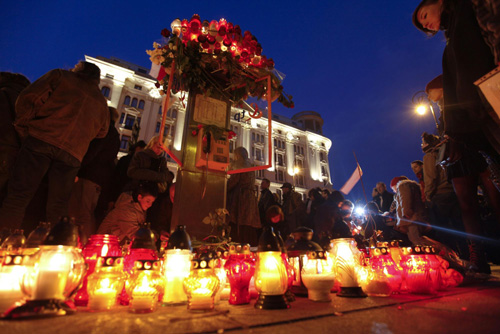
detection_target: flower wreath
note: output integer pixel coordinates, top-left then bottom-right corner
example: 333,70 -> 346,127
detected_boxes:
147,14 -> 294,108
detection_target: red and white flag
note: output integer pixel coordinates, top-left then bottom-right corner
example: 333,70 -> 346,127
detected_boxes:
340,163 -> 363,195
150,63 -> 167,82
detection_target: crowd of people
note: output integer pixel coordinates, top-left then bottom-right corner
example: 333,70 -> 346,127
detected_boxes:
0,0 -> 499,280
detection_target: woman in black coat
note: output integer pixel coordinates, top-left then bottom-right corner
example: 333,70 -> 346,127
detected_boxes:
413,0 -> 500,274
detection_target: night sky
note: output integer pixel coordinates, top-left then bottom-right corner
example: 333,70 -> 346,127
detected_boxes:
0,0 -> 447,205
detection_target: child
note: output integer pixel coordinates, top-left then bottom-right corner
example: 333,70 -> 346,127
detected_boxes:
97,182 -> 158,244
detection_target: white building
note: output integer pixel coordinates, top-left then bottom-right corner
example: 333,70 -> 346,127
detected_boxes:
86,55 -> 333,200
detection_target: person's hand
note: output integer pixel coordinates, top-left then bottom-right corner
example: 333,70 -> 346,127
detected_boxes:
443,137 -> 463,165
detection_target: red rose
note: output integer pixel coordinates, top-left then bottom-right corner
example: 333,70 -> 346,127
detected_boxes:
197,124 -> 203,129
161,28 -> 171,38
192,130 -> 198,136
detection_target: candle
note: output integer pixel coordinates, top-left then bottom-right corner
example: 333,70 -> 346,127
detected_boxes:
129,275 -> 158,313
301,273 -> 335,301
162,249 -> 191,305
0,257 -> 26,316
88,278 -> 117,310
254,251 -> 287,295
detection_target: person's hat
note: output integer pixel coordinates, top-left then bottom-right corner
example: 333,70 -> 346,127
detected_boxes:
425,74 -> 443,94
281,182 -> 293,189
390,176 -> 408,190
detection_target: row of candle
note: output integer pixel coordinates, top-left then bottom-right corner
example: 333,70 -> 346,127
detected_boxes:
0,221 -> 463,319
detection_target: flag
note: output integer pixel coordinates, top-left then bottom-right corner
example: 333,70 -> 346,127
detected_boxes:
150,63 -> 167,82
340,163 -> 363,195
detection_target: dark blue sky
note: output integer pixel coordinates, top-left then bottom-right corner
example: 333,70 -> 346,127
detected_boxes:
0,0 -> 446,204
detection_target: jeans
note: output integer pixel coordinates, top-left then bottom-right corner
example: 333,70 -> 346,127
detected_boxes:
0,136 -> 80,230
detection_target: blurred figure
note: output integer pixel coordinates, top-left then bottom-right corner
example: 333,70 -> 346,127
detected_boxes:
0,61 -> 109,232
281,182 -> 306,234
411,160 -> 425,202
68,107 -> 120,243
112,139 -> 146,201
391,176 -> 432,246
227,147 -> 260,245
305,187 -> 324,230
258,178 -> 276,227
0,72 -> 30,203
321,188 -> 331,200
315,190 -> 350,248
264,205 -> 287,239
372,182 -> 394,212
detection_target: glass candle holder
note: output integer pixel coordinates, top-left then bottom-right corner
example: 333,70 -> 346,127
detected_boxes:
87,256 -> 126,311
183,254 -> 220,311
74,234 -> 122,306
287,227 -> 320,296
254,226 -> 290,310
0,254 -> 28,317
224,244 -> 255,305
126,260 -> 165,313
301,250 -> 335,302
369,246 -> 402,293
330,238 -> 367,298
400,246 -> 439,295
162,225 -> 192,305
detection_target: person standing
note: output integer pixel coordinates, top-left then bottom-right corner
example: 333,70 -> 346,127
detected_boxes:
281,182 -> 306,234
413,0 -> 500,274
227,147 -> 260,245
68,107 -> 120,243
0,72 -> 30,204
0,61 -> 109,233
258,178 -> 275,227
372,182 -> 394,213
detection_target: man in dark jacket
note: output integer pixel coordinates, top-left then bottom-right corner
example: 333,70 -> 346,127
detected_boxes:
258,178 -> 276,226
69,107 -> 120,243
0,61 -> 109,232
0,72 -> 30,203
372,182 -> 394,213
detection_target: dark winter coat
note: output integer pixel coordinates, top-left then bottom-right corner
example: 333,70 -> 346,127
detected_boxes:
14,69 -> 109,162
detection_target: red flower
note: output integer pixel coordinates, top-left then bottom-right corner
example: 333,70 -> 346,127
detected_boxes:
192,130 -> 198,136
197,124 -> 203,129
161,28 -> 171,38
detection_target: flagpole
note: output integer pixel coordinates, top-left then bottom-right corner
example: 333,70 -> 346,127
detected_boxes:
353,151 -> 368,204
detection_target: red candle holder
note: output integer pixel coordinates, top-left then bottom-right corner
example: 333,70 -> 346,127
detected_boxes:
119,224 -> 158,305
224,244 -> 255,305
74,234 -> 121,306
369,247 -> 402,292
400,246 -> 440,295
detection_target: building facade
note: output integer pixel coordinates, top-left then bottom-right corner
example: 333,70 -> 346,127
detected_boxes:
86,55 -> 333,200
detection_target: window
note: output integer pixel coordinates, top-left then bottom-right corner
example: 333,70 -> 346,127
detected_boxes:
252,133 -> 256,141
229,141 -> 234,153
255,148 -> 263,161
276,154 -> 284,166
158,106 -> 162,115
156,122 -> 161,133
320,152 -> 326,161
119,113 -> 125,124
131,98 -> 138,108
278,170 -> 284,181
120,135 -> 130,151
256,169 -> 264,179
138,100 -> 145,110
321,166 -> 327,176
105,74 -> 114,79
101,86 -> 111,99
123,96 -> 131,106
301,147 -> 304,155
172,109 -> 177,119
125,115 -> 135,129
134,85 -> 142,91
274,138 -> 277,147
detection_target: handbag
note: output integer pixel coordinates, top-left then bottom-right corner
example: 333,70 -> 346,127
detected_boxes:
474,66 -> 500,126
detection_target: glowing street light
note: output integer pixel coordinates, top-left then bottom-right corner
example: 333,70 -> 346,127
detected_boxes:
412,90 -> 438,130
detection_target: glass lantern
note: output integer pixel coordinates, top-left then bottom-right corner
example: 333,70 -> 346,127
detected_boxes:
254,226 -> 290,310
162,225 -> 192,305
87,256 -> 126,311
287,227 -> 324,296
330,238 -> 367,298
224,244 -> 255,305
183,253 -> 220,311
6,217 -> 85,318
120,223 -> 158,305
74,234 -> 122,306
126,260 -> 165,313
301,250 -> 335,302
400,246 -> 440,295
0,254 -> 28,317
369,246 -> 402,293
276,231 -> 295,303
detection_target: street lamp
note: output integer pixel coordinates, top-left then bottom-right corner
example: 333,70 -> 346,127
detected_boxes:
412,91 -> 439,130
